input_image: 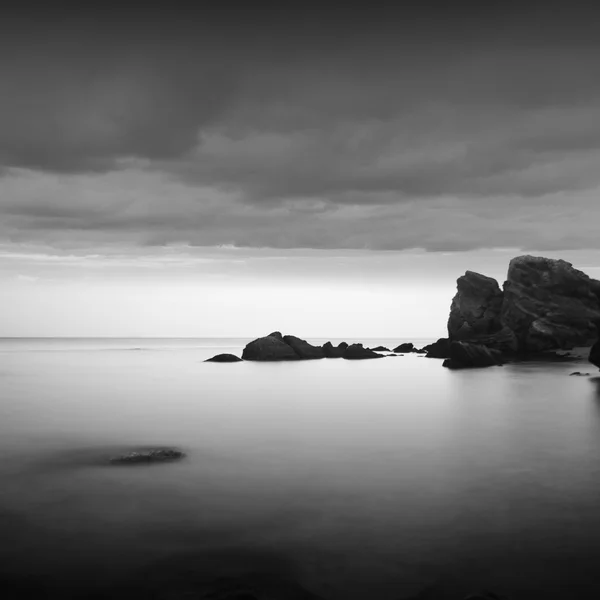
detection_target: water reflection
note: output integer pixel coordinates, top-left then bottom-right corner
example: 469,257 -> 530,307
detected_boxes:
2,340 -> 600,599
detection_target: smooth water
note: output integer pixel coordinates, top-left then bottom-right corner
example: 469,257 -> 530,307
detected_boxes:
1,338 -> 600,599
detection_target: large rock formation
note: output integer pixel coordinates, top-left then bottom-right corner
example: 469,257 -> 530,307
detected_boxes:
502,256 -> 600,353
242,332 -> 300,361
448,271 -> 505,339
442,341 -> 504,369
448,256 -> 600,355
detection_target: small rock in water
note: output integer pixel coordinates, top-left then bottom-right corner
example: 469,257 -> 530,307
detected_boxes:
371,345 -> 391,352
205,353 -> 243,362
109,448 -> 185,465
569,371 -> 591,376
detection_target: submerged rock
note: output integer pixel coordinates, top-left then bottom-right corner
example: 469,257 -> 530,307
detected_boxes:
442,341 -> 504,369
343,343 -> 384,360
570,371 -> 591,376
242,333 -> 300,361
393,342 -> 416,352
109,448 -> 185,465
204,353 -> 243,363
283,335 -> 325,359
423,338 -> 451,358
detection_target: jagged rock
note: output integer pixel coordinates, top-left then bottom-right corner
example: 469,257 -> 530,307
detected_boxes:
204,353 -> 243,363
370,345 -> 390,352
283,335 -> 325,359
501,256 -> 600,353
393,342 -> 415,352
343,343 -> 384,360
446,256 -> 600,355
442,341 -> 504,369
242,334 -> 300,361
109,448 -> 185,465
423,338 -> 451,358
322,341 -> 348,358
448,271 -> 505,340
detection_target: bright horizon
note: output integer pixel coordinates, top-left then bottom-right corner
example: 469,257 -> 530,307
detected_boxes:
3,246 -> 600,338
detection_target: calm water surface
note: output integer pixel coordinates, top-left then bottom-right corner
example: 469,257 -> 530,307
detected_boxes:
1,337 -> 600,599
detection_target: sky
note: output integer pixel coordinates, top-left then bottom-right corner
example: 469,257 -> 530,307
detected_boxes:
1,1 -> 600,338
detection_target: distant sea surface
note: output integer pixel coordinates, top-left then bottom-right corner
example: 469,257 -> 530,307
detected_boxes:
1,337 -> 600,599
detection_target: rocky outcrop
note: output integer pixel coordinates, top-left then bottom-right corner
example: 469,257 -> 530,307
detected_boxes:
448,271 -> 505,340
343,343 -> 385,359
283,335 -> 325,359
204,353 -> 243,362
242,332 -> 300,361
448,256 -> 600,355
442,341 -> 504,369
393,342 -> 416,352
322,341 -> 348,358
109,448 -> 185,465
502,256 -> 600,353
423,338 -> 451,358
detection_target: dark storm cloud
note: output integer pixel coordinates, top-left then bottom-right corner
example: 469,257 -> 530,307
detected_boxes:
2,1 -> 600,251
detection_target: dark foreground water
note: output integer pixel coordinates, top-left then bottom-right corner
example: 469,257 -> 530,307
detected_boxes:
1,338 -> 600,599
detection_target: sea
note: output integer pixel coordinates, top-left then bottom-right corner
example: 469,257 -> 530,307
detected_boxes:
1,337 -> 600,599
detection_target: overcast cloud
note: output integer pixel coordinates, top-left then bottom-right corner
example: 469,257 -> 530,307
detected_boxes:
1,1 -> 600,253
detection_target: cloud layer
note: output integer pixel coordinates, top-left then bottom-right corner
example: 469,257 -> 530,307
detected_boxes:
2,2 -> 600,252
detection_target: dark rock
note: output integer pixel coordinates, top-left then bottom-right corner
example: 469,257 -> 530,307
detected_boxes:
370,345 -> 390,352
442,341 -> 504,369
501,256 -> 600,353
393,342 -> 415,352
109,448 -> 185,465
423,338 -> 451,358
445,256 -> 600,355
322,341 -> 348,358
590,337 -> 600,369
242,334 -> 300,361
343,343 -> 385,360
205,353 -> 243,363
448,271 -> 506,341
282,335 -> 325,359
570,371 -> 591,376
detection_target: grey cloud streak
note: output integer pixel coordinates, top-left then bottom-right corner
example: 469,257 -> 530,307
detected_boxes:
1,2 -> 600,252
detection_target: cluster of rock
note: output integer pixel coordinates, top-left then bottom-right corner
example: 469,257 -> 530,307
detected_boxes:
204,255 -> 600,370
241,332 -> 386,361
434,255 -> 600,369
204,334 -> 432,363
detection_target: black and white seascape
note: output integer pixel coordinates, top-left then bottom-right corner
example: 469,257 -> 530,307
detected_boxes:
2,2 -> 600,599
